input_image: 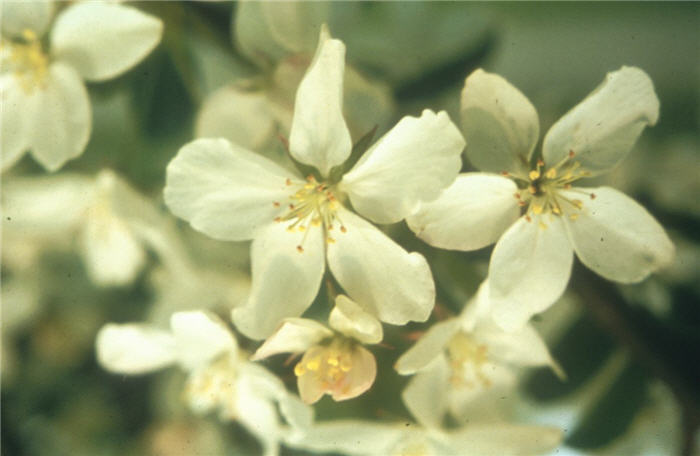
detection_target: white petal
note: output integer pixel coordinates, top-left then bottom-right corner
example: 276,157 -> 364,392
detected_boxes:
460,69 -> 539,174
232,369 -> 283,456
283,421 -> 404,456
407,173 -> 521,251
340,109 -> 464,224
401,356 -> 450,429
489,215 -> 574,331
0,75 -> 31,171
195,86 -> 276,151
563,186 -> 674,283
95,323 -> 176,374
288,29 -> 351,177
474,319 -> 561,373
1,173 -> 94,237
447,362 -> 517,422
542,67 -> 659,175
234,0 -> 327,65
329,295 -> 383,344
446,423 -> 563,455
50,2 -> 163,82
395,318 -> 461,375
170,311 -> 236,371
251,318 -> 333,360
1,0 -> 54,38
327,208 -> 435,325
80,206 -> 145,286
232,221 -> 325,339
28,62 -> 90,172
164,138 -> 297,241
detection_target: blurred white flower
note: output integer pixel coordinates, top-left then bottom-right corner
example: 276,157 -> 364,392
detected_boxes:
253,295 -> 382,404
196,3 -> 393,160
2,169 -> 165,286
165,27 -> 465,339
396,281 -> 562,424
408,67 -> 674,330
96,310 -> 312,456
0,0 -> 162,171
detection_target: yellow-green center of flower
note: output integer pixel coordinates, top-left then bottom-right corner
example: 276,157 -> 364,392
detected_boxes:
274,176 -> 346,253
294,338 -> 354,389
446,331 -> 491,388
1,29 -> 49,93
505,151 -> 596,227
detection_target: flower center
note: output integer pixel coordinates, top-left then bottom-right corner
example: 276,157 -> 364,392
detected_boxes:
446,332 -> 491,389
185,354 -> 238,416
274,176 -> 346,253
1,29 -> 49,93
505,151 -> 596,225
294,338 -> 354,390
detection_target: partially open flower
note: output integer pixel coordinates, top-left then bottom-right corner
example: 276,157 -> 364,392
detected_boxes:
253,295 -> 382,403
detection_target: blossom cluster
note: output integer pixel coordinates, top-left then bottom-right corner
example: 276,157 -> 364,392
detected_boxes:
2,2 -> 677,455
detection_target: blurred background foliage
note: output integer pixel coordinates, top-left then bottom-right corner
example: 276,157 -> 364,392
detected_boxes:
2,2 -> 699,455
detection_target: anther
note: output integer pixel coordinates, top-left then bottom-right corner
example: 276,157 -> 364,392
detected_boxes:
590,193 -> 596,200
273,201 -> 280,207
545,168 -> 557,179
513,192 -> 521,199
569,214 -> 579,221
537,159 -> 545,167
285,178 -> 292,186
500,171 -> 509,176
296,245 -> 304,253
340,226 -> 347,233
529,170 -> 540,180
274,216 -> 282,222
528,186 -> 537,194
539,222 -> 548,230
518,201 -> 527,207
525,215 -> 532,222
569,150 -> 575,158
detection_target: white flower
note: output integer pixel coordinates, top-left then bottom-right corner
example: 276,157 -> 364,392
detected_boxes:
96,310 -> 312,456
283,354 -> 563,456
408,67 -> 674,330
253,294 -> 382,404
1,0 -> 162,171
395,281 -> 562,424
2,169 -> 165,286
164,28 -> 465,339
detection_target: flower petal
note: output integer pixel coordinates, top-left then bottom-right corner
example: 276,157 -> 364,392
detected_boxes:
563,186 -> 674,283
1,0 -> 54,38
394,318 -> 461,375
327,208 -> 435,325
329,344 -> 377,402
329,295 -> 383,344
0,75 -> 32,171
283,420 -> 404,456
489,215 -> 574,331
460,69 -> 539,174
80,205 -> 145,286
288,28 -> 351,177
28,62 -> 91,172
401,355 -> 450,429
446,423 -> 563,455
95,323 -> 176,374
407,173 -> 521,251
164,138 -> 297,241
542,66 -> 659,175
341,109 -> 464,224
232,221 -> 325,339
50,2 -> 163,82
170,311 -> 236,371
195,86 -> 276,152
252,318 -> 333,361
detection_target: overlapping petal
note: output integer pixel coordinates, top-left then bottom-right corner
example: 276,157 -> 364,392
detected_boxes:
0,75 -> 31,170
394,318 -> 461,374
446,423 -> 563,455
50,2 -> 163,82
489,215 -> 574,331
0,0 -> 54,38
96,324 -> 177,374
328,295 -> 383,344
164,138 -> 297,241
401,356 -> 450,429
28,62 -> 90,171
341,109 -> 464,224
170,311 -> 236,370
288,29 -> 351,177
542,66 -> 659,175
252,318 -> 333,360
407,173 -> 521,251
562,186 -> 674,283
327,208 -> 434,325
460,69 -> 539,174
232,221 -> 325,339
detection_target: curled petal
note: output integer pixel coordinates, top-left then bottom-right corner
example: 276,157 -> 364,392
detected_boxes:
329,295 -> 383,345
252,318 -> 333,361
542,66 -> 659,175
